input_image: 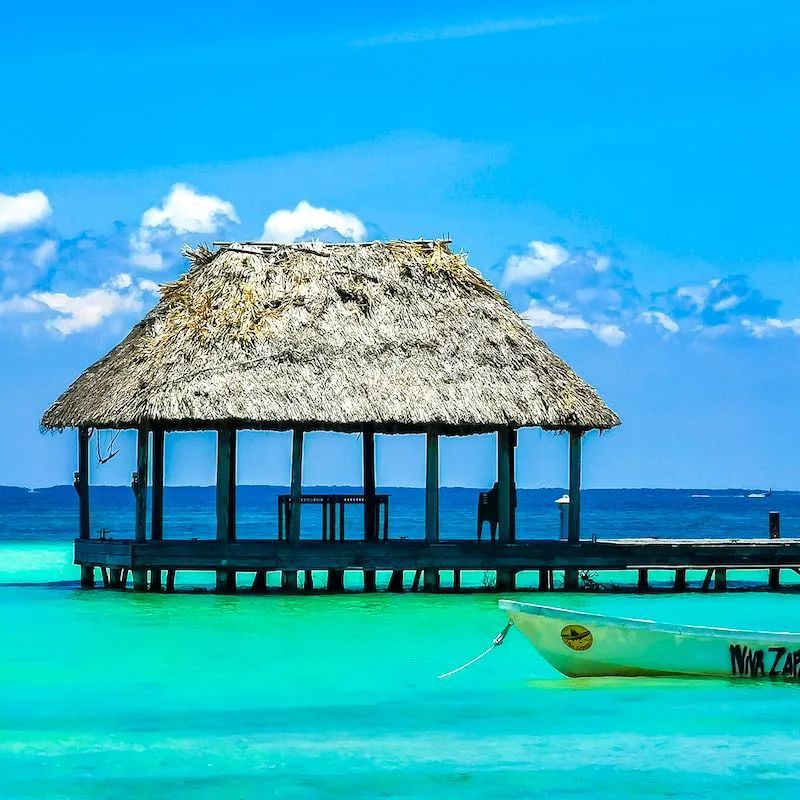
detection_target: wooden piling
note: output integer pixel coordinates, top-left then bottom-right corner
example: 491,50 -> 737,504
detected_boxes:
387,570 -> 404,592
363,427 -> 377,592
252,570 -> 267,592
453,570 -> 461,592
150,428 -> 165,592
411,569 -> 422,591
424,431 -> 440,591
77,428 -> 94,588
496,427 -> 514,592
538,568 -> 551,591
701,568 -> 714,592
769,511 -> 781,590
282,429 -> 303,592
166,569 -> 176,593
637,568 -> 649,592
215,428 -> 237,593
328,498 -> 345,591
132,426 -> 149,592
714,568 -> 727,591
674,569 -> 687,591
564,431 -> 582,591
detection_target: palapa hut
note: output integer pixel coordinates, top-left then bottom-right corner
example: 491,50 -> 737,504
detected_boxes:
42,239 -> 619,594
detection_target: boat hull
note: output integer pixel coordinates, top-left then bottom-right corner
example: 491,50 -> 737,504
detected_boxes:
500,600 -> 800,679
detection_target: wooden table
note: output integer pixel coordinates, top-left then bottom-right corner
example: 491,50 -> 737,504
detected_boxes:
277,494 -> 389,541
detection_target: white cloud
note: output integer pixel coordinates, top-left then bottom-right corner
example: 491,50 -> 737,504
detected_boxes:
674,284 -> 710,311
32,240 -> 58,268
262,201 -> 367,243
138,278 -> 161,294
502,241 -> 570,286
27,273 -> 150,335
141,183 -> 239,234
712,294 -> 741,313
640,310 -> 679,334
131,183 -> 239,270
0,295 -> 43,315
353,15 -> 591,46
522,300 -> 626,346
0,190 -> 52,235
742,318 -> 800,338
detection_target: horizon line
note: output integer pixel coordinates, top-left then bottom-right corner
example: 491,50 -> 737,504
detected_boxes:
3,484 -> 794,493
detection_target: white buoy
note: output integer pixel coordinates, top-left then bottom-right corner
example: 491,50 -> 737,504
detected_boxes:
555,494 -> 569,540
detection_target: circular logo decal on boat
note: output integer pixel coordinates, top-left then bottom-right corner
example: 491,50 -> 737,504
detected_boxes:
561,624 -> 593,651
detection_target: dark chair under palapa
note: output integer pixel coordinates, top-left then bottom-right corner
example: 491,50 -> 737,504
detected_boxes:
478,482 -> 517,542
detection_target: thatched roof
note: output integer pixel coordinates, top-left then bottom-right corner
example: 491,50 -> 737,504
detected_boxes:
41,240 -> 620,434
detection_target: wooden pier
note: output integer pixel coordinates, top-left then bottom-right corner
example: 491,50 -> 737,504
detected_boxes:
75,530 -> 800,593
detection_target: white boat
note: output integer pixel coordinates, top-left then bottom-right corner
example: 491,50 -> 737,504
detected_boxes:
500,599 -> 800,679
748,490 -> 772,498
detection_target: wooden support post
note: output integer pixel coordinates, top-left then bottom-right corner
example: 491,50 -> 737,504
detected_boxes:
496,427 -> 514,592
701,568 -> 714,592
564,430 -> 582,591
215,428 -> 237,593
674,569 -> 687,592
387,570 -> 404,592
132,425 -> 149,592
538,569 -> 551,591
109,567 -> 122,589
252,570 -> 267,593
637,569 -> 649,592
328,500 -> 345,591
150,428 -> 165,592
769,511 -> 781,590
453,570 -> 461,592
282,429 -> 303,592
363,427 -> 377,592
714,568 -> 727,591
411,569 -> 422,591
424,430 -> 440,591
166,569 -> 176,593
328,570 -> 345,593
304,570 -> 314,592
77,427 -> 94,588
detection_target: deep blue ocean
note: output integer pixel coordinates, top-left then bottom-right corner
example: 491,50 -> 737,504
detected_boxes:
2,484 -> 798,543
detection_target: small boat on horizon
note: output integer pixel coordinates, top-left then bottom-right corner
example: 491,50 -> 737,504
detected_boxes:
500,600 -> 800,679
747,489 -> 772,498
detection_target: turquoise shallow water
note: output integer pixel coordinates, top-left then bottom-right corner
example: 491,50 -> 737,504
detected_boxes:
3,488 -> 800,798
2,578 -> 800,799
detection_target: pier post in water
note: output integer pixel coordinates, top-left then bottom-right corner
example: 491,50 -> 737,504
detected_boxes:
215,428 -> 237,593
496,427 -> 515,592
769,511 -> 781,590
424,430 -> 440,591
637,569 -> 649,592
150,428 -> 165,592
714,568 -> 727,591
132,425 -> 149,592
564,431 -> 582,591
363,427 -> 377,592
77,427 -> 94,588
674,569 -> 687,591
282,429 -> 303,592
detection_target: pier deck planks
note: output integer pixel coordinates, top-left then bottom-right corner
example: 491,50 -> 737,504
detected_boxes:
75,537 -> 800,574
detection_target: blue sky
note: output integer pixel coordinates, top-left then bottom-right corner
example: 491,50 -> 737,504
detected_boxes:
2,0 -> 798,489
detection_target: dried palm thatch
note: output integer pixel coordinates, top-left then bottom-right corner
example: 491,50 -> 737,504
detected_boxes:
41,240 -> 620,434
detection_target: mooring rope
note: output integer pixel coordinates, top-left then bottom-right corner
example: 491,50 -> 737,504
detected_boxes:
437,621 -> 514,679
